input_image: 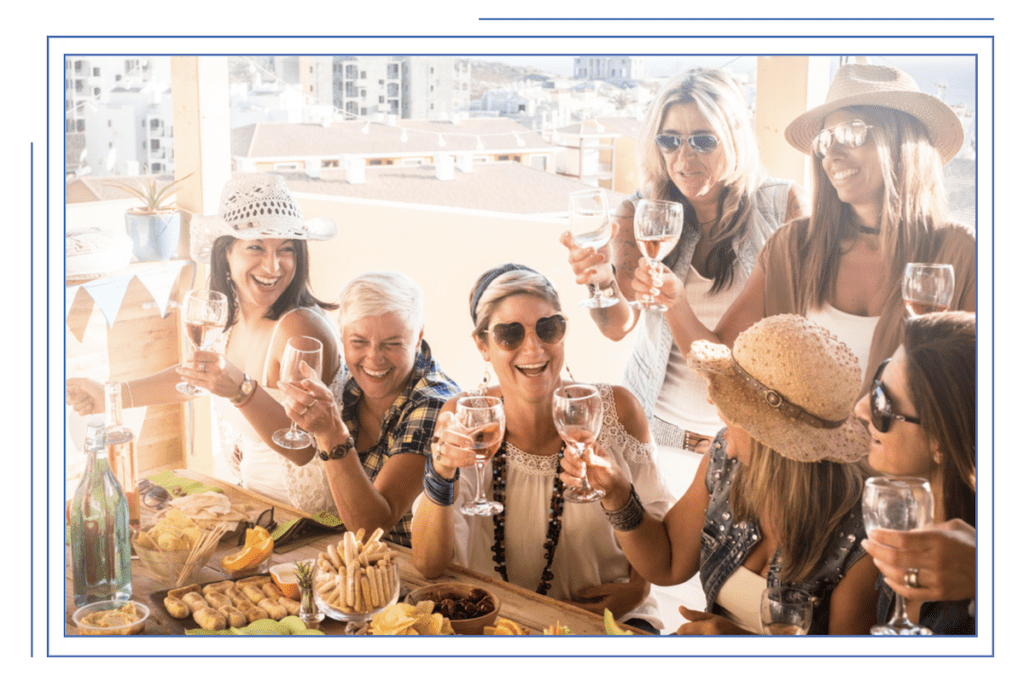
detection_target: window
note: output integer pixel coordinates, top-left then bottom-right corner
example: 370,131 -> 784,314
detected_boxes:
387,63 -> 399,79
379,96 -> 384,103
360,70 -> 366,79
92,67 -> 100,76
273,162 -> 300,171
321,159 -> 339,168
345,65 -> 357,78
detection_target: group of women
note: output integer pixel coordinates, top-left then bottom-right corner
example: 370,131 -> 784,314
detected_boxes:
66,62 -> 977,636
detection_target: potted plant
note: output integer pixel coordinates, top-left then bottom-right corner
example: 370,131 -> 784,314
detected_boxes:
113,172 -> 193,262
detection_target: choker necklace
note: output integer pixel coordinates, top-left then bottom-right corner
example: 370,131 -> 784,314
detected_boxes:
859,225 -> 881,235
490,437 -> 565,596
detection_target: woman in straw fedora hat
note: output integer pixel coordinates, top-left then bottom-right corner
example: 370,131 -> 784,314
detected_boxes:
855,311 -> 976,634
67,173 -> 343,513
626,63 -> 975,395
562,314 -> 879,634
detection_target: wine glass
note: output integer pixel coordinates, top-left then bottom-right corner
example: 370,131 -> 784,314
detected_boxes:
176,289 -> 228,396
569,189 -> 618,309
272,336 -> 323,450
862,476 -> 934,635
552,383 -> 605,503
902,263 -> 954,317
457,395 -> 506,517
760,586 -> 814,635
630,199 -> 683,312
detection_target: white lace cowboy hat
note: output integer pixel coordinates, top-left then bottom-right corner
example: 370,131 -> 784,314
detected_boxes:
189,173 -> 336,263
785,63 -> 964,165
688,314 -> 869,464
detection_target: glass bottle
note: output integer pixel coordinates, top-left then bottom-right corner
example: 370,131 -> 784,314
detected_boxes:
70,422 -> 132,606
104,381 -> 139,529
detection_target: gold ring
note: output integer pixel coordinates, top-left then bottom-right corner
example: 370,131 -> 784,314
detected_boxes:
904,568 -> 920,589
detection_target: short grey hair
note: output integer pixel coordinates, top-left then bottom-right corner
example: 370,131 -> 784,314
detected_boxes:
339,271 -> 425,332
469,267 -> 561,336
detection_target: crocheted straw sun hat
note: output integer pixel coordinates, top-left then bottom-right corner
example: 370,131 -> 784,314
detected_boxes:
785,63 -> 964,165
189,173 -> 336,263
687,315 -> 869,463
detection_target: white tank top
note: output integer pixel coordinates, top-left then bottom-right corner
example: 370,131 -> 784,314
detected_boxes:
805,303 -> 880,381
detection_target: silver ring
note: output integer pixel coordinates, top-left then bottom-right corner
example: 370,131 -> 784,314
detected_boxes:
904,568 -> 920,589
199,362 -> 206,373
302,401 -> 315,415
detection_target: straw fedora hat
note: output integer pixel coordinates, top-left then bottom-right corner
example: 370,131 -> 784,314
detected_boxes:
688,315 -> 869,463
189,173 -> 336,263
785,63 -> 964,164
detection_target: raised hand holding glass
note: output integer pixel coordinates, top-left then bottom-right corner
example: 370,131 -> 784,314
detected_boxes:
272,336 -> 323,450
176,289 -> 228,396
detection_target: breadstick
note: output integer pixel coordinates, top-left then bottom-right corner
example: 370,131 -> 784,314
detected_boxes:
366,563 -> 380,608
361,573 -> 375,609
367,527 -> 384,546
327,543 -> 343,569
343,531 -> 358,566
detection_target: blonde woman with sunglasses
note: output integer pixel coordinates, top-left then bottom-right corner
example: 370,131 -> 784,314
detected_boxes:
411,264 -> 674,632
854,311 -> 976,634
618,63 -> 976,396
562,69 -> 807,454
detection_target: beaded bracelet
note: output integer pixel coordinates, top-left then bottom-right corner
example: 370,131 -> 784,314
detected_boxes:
422,446 -> 459,507
603,484 -> 646,532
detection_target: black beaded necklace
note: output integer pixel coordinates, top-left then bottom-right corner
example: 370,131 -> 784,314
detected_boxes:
489,436 -> 566,596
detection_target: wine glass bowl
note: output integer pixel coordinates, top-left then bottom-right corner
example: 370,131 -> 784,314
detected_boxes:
176,289 -> 229,396
862,476 -> 934,635
569,189 -> 618,309
457,395 -> 506,517
902,263 -> 954,317
272,336 -> 324,450
760,586 -> 813,636
552,383 -> 605,503
630,199 -> 683,312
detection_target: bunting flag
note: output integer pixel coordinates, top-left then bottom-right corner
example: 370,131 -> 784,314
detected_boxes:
137,261 -> 191,318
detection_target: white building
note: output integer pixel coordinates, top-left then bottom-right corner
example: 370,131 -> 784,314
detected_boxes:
83,79 -> 175,176
573,56 -> 644,84
332,56 -> 471,121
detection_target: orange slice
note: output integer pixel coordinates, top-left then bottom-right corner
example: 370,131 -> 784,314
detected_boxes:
484,617 -> 528,635
221,526 -> 273,572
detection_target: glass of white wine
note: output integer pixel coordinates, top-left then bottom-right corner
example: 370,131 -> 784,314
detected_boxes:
630,199 -> 683,312
760,586 -> 814,635
569,189 -> 618,309
176,289 -> 229,396
457,395 -> 506,517
552,383 -> 605,503
862,476 -> 934,635
902,263 -> 954,317
272,336 -> 323,450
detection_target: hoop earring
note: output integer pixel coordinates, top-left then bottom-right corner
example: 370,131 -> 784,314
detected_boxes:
564,362 -> 576,383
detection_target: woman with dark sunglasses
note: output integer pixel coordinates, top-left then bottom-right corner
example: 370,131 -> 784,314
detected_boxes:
412,264 -> 675,632
854,311 -> 976,634
620,63 -> 975,398
561,68 -> 807,454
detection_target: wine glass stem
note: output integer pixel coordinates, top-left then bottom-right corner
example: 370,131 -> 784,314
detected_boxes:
890,593 -> 913,629
473,459 -> 488,505
576,446 -> 593,492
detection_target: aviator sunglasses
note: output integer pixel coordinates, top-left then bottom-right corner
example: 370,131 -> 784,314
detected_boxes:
483,314 -> 567,351
812,119 -> 874,159
869,358 -> 921,433
654,133 -> 720,155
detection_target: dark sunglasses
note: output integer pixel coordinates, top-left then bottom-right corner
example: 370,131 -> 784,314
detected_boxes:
483,314 -> 567,351
812,119 -> 874,159
138,478 -> 173,509
654,133 -> 720,155
237,506 -> 277,545
869,358 -> 921,433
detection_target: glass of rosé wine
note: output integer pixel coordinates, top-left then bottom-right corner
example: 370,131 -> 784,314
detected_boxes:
176,289 -> 228,396
272,336 -> 323,450
457,395 -> 506,517
902,263 -> 954,317
569,188 -> 618,309
630,198 -> 683,312
553,383 -> 605,503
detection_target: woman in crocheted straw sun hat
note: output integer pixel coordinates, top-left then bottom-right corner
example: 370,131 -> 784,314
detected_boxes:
620,62 -> 975,400
67,173 -> 345,514
562,314 -> 878,634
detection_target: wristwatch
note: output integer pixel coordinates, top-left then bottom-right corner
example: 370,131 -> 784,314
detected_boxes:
229,373 -> 255,405
318,435 -> 356,462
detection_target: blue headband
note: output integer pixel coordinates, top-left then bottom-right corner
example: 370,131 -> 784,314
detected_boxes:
470,263 -> 543,326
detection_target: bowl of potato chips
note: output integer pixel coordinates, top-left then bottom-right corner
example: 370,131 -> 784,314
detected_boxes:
133,509 -> 214,586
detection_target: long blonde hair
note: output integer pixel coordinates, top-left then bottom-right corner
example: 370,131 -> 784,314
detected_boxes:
731,439 -> 867,583
799,105 -> 952,311
638,69 -> 766,292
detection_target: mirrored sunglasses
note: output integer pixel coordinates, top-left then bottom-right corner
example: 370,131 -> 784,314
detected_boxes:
654,133 -> 720,155
869,358 -> 921,433
484,314 -> 567,351
812,119 -> 873,159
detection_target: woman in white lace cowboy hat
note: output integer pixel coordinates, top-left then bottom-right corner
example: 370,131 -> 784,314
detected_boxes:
626,62 -> 976,395
562,314 -> 879,634
66,173 -> 343,513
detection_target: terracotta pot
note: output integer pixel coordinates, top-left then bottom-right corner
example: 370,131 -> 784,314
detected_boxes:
124,211 -> 180,261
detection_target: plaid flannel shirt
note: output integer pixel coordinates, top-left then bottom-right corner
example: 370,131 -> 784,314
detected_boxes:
335,339 -> 458,547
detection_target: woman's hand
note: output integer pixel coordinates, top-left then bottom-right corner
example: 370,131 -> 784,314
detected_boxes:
428,409 -> 484,480
559,223 -> 618,290
567,577 -> 648,619
861,518 -> 976,603
176,350 -> 246,400
630,260 -> 685,310
673,606 -> 752,635
279,361 -> 349,445
559,441 -> 632,510
66,377 -> 103,415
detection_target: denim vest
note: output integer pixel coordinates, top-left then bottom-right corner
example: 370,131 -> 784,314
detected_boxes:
700,432 -> 869,635
622,179 -> 792,421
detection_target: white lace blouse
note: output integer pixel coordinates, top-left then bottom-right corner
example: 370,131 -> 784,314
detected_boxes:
446,383 -> 675,629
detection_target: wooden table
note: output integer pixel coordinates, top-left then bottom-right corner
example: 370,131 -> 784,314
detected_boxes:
66,469 -> 629,636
